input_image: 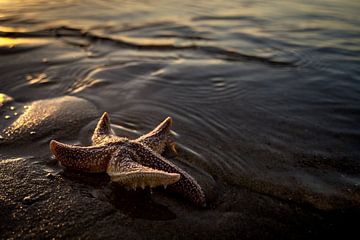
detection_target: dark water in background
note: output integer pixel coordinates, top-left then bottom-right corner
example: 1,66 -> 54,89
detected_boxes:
0,0 -> 359,220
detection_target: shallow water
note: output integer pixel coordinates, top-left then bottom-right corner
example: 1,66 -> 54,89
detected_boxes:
0,0 -> 359,231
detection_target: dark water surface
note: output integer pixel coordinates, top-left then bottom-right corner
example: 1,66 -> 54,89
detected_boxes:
0,0 -> 360,238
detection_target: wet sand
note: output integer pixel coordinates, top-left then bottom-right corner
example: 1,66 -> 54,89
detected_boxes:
0,96 -> 358,239
0,155 -> 358,239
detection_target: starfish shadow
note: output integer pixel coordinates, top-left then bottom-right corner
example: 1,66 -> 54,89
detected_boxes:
60,168 -> 177,221
105,183 -> 177,221
61,169 -> 110,187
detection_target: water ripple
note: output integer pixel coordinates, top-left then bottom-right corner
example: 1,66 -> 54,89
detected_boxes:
0,26 -> 295,66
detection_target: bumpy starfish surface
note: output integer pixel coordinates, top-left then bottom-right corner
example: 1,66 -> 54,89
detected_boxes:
50,112 -> 206,206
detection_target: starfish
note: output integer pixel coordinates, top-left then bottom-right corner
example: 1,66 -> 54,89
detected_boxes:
50,112 -> 206,207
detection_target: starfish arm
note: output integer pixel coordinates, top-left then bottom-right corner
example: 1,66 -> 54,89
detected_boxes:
135,117 -> 177,154
92,112 -> 114,144
50,140 -> 111,172
107,147 -> 180,189
129,141 -> 206,207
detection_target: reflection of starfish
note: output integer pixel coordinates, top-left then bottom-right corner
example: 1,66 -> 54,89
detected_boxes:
50,112 -> 206,206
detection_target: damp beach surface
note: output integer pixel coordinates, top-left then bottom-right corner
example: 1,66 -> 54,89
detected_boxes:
0,0 -> 359,239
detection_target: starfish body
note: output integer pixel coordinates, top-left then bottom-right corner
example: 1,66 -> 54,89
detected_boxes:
50,112 -> 206,207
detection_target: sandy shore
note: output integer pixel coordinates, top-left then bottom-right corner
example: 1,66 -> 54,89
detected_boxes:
0,154 -> 358,240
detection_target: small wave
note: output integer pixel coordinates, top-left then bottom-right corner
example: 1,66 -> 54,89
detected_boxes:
192,15 -> 266,24
0,26 -> 295,67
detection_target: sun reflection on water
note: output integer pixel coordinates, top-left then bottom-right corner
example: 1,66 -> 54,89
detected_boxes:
0,37 -> 49,47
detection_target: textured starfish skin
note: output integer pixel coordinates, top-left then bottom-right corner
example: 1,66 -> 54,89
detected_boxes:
50,112 -> 206,206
